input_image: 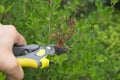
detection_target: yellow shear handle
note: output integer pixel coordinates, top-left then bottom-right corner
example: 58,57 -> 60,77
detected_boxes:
17,57 -> 50,69
17,58 -> 38,68
40,57 -> 49,69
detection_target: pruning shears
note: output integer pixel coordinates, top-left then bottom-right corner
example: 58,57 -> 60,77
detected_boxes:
13,44 -> 67,69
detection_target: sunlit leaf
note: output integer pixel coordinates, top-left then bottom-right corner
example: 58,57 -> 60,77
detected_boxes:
0,5 -> 4,14
111,0 -> 119,5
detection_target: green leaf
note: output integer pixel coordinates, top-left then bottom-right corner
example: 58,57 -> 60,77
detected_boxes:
111,0 -> 119,5
95,0 -> 104,14
0,72 -> 6,80
72,61 -> 82,75
23,0 -> 29,3
89,11 -> 99,24
102,7 -> 114,17
95,0 -> 103,8
54,54 -> 68,65
97,54 -> 107,63
5,5 -> 12,13
0,5 -> 4,14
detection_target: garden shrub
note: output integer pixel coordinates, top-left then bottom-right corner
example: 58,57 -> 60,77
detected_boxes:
0,0 -> 120,80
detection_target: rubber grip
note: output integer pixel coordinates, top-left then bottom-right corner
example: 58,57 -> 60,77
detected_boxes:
17,57 -> 50,69
17,58 -> 39,68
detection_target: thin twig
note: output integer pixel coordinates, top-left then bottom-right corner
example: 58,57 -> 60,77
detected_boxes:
48,0 -> 52,44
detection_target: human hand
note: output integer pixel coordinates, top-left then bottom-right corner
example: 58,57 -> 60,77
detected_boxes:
0,24 -> 26,80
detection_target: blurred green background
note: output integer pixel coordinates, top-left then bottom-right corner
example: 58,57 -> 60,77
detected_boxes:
0,0 -> 120,80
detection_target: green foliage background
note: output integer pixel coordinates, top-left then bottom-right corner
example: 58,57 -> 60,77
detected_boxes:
0,0 -> 120,80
